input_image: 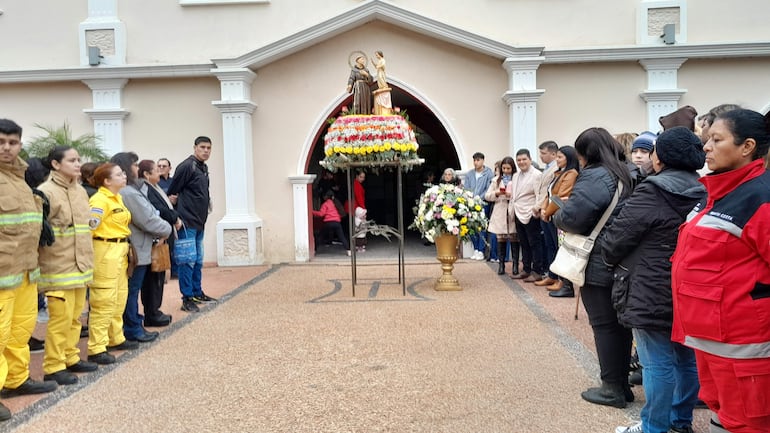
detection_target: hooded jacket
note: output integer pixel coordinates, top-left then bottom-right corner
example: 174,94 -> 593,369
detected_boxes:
601,168 -> 705,330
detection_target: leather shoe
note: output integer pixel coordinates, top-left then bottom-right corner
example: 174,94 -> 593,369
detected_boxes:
534,277 -> 557,286
510,272 -> 530,280
546,280 -> 563,291
0,402 -> 10,421
0,378 -> 57,398
523,273 -> 542,283
43,370 -> 78,385
549,285 -> 575,298
107,340 -> 139,351
87,351 -> 115,365
145,314 -> 172,327
67,360 -> 98,373
128,331 -> 159,343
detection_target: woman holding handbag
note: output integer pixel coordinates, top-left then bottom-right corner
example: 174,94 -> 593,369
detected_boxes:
111,153 -> 171,344
484,156 -> 518,275
552,127 -> 633,408
138,160 -> 182,327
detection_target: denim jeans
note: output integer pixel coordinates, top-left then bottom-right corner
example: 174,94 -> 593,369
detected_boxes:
634,328 -> 700,433
540,219 -> 558,278
470,204 -> 491,253
178,227 -> 205,298
124,265 -> 148,339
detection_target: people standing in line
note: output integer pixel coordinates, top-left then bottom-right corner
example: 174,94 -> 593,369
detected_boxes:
484,157 -> 517,275
509,149 -> 544,282
111,152 -> 170,343
463,152 -> 494,261
0,119 -> 57,420
532,141 -> 560,288
87,162 -> 137,365
36,146 -> 99,385
313,189 -> 351,256
602,127 -> 706,433
671,109 -> 770,433
552,127 -> 634,409
156,158 -> 173,194
138,160 -> 180,327
540,145 -> 580,298
167,137 -> 218,313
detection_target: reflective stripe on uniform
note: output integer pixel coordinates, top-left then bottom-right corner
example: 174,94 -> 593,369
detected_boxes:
0,212 -> 43,226
38,269 -> 94,288
0,273 -> 23,289
695,214 -> 743,238
685,335 -> 770,359
55,224 -> 91,238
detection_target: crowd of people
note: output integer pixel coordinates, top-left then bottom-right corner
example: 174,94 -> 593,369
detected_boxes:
416,104 -> 770,433
0,119 -> 218,421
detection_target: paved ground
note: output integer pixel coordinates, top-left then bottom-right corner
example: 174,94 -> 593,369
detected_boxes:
2,241 -> 711,432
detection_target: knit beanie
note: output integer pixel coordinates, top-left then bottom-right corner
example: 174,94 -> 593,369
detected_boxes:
631,131 -> 656,152
659,105 -> 698,131
655,126 -> 705,171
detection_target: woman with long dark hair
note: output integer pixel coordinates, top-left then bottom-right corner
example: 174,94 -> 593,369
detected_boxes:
552,127 -> 633,408
484,156 -> 518,275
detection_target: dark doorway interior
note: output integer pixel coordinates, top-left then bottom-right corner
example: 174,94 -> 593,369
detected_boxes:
307,86 -> 460,250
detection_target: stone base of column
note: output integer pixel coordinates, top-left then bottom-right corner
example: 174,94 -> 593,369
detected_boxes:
216,215 -> 264,266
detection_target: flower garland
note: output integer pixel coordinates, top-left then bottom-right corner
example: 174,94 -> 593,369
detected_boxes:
322,113 -> 419,169
410,183 -> 488,242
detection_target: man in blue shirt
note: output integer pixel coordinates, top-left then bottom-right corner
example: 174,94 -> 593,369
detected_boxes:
463,152 -> 494,260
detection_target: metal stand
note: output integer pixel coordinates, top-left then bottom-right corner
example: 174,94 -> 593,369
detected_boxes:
336,158 -> 422,297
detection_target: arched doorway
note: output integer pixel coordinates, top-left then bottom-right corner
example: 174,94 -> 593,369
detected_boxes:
304,85 -> 461,256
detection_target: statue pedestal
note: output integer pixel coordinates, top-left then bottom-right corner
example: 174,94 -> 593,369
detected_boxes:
373,87 -> 393,115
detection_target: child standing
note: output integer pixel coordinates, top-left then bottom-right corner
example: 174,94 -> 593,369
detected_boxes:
354,207 -> 367,252
313,190 -> 350,256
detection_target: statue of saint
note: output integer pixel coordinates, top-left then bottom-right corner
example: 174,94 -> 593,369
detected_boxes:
374,51 -> 387,90
346,53 -> 374,115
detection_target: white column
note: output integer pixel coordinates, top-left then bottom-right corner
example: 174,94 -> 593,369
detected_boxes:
289,175 -> 316,262
212,68 -> 264,266
639,58 -> 688,132
78,0 -> 126,66
502,57 -> 546,158
82,78 -> 128,157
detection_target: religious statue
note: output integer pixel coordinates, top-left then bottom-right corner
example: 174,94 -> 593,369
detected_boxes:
346,52 -> 374,115
374,50 -> 387,89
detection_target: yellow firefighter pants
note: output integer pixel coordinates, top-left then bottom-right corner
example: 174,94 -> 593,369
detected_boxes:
43,287 -> 86,374
3,272 -> 37,389
88,241 -> 128,356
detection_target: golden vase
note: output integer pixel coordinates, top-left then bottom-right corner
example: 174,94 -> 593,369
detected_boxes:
433,233 -> 461,291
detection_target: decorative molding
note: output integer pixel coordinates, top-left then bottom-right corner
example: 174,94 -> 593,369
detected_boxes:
212,100 -> 258,114
502,56 -> 545,92
180,0 -> 269,5
212,0 -> 542,69
542,42 -> 770,64
639,89 -> 687,102
0,64 -> 213,83
637,0 -> 687,45
502,90 -> 546,105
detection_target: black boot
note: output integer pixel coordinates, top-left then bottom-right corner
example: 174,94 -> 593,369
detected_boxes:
549,284 -> 575,297
511,242 -> 520,276
497,241 -> 506,275
581,381 -> 627,408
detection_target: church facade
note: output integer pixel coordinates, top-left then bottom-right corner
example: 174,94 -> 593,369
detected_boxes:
1,0 -> 769,265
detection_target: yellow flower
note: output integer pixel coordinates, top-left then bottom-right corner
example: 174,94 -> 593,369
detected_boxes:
474,204 -> 481,211
393,143 -> 402,152
333,146 -> 341,153
460,225 -> 469,237
383,143 -> 392,151
460,216 -> 467,224
345,146 -> 353,154
325,149 -> 333,157
365,146 -> 373,154
457,197 -> 466,203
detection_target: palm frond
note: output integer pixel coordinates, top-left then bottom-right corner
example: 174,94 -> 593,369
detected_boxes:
24,122 -> 109,162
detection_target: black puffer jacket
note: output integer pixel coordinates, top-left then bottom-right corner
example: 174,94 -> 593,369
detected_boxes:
600,168 -> 705,330
552,165 -> 624,288
167,155 -> 210,231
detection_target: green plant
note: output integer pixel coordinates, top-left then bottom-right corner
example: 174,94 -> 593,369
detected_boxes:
24,122 -> 109,162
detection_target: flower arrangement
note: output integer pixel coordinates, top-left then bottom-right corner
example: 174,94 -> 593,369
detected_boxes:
321,107 -> 420,170
410,183 -> 488,242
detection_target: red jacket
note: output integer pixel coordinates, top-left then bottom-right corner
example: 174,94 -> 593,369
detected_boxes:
312,199 -> 341,223
671,159 -> 770,359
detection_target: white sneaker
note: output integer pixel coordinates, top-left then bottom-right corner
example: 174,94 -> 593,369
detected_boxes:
475,250 -> 484,260
615,421 -> 643,433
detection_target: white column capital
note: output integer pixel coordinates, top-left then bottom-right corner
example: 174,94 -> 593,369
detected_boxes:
82,78 -> 128,90
211,68 -> 257,83
289,175 -> 316,185
502,90 -> 546,106
639,58 -> 688,71
502,56 -> 545,72
639,89 -> 687,102
212,100 -> 258,114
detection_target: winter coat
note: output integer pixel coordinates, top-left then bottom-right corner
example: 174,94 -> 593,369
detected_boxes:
542,169 -> 578,221
121,180 -> 172,266
0,158 -> 42,289
484,175 -> 516,235
508,167 -> 542,224
552,165 -> 624,288
167,155 -> 210,231
313,199 -> 342,223
600,168 -> 705,330
37,171 -> 94,290
146,182 -> 178,252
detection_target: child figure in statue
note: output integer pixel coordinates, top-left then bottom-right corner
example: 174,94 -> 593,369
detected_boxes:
374,51 -> 387,90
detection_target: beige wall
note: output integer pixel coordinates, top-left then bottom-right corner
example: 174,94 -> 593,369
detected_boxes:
677,58 -> 770,114
0,82 -> 93,140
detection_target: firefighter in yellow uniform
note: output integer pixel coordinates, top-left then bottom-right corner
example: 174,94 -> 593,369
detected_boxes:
86,162 -> 134,365
37,146 -> 98,384
0,119 -> 57,421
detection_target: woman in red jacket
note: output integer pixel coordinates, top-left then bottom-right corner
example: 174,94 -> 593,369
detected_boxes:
671,108 -> 770,433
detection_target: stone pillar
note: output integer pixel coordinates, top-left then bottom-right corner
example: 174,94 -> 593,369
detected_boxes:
289,175 -> 316,262
211,68 -> 264,266
502,57 -> 546,158
639,58 -> 688,132
82,78 -> 129,157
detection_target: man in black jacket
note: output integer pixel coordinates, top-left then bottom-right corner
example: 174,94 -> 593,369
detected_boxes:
167,136 -> 217,313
